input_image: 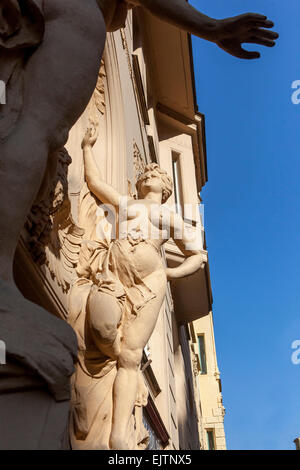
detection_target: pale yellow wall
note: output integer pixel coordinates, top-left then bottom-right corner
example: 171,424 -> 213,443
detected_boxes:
193,314 -> 227,450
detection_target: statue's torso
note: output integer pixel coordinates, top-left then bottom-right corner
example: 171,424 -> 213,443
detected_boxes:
41,0 -> 129,32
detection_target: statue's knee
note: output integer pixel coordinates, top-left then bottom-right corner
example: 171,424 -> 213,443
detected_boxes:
88,291 -> 122,341
118,348 -> 142,370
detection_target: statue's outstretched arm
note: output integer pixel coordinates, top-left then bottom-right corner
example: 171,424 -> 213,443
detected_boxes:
130,0 -> 278,59
166,212 -> 207,280
82,127 -> 122,207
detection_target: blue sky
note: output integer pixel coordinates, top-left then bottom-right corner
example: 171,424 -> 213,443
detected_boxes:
190,0 -> 300,450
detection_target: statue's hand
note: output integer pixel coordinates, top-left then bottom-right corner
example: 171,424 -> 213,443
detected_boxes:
81,125 -> 99,149
214,13 -> 278,59
165,250 -> 207,281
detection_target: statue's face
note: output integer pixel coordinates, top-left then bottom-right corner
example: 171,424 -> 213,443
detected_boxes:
138,171 -> 163,199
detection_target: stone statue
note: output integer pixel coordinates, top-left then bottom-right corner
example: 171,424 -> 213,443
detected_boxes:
68,125 -> 207,450
0,0 -> 278,449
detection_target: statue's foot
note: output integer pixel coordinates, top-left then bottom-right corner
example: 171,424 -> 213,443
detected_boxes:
0,279 -> 77,401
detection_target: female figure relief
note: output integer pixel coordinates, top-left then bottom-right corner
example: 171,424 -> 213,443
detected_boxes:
69,128 -> 207,450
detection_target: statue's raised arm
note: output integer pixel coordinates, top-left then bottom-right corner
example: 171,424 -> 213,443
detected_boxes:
82,126 -> 123,208
129,0 -> 279,59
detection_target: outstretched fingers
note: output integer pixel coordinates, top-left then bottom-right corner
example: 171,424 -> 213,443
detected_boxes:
250,28 -> 279,40
248,18 -> 275,29
239,13 -> 267,21
239,12 -> 274,28
245,27 -> 279,49
217,12 -> 278,60
247,37 -> 276,47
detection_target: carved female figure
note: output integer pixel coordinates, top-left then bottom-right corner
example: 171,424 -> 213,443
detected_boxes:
69,128 -> 207,449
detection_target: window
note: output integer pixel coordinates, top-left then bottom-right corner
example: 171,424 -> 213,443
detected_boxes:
142,414 -> 162,450
172,152 -> 183,215
206,430 -> 215,450
198,335 -> 207,375
142,395 -> 170,449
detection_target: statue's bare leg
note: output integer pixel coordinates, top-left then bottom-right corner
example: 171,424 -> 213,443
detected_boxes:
0,0 -> 106,401
110,268 -> 167,450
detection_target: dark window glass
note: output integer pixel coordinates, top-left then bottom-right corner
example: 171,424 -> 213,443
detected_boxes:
172,152 -> 183,215
207,430 -> 215,450
198,335 -> 207,375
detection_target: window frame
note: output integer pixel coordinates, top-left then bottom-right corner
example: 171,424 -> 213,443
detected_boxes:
197,334 -> 207,375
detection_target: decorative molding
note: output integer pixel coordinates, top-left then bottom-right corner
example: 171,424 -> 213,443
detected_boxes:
94,60 -> 106,116
191,347 -> 200,377
25,148 -> 84,293
103,36 -> 127,193
120,28 -> 134,80
132,54 -> 150,125
25,148 -> 72,265
133,140 -> 146,182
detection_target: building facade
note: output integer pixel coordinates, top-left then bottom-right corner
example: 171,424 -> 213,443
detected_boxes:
14,7 -> 226,450
193,315 -> 227,450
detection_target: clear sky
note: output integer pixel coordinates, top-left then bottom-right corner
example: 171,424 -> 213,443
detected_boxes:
190,0 -> 300,450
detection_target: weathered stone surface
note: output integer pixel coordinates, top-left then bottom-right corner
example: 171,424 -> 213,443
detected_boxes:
0,387 -> 71,450
0,280 -> 77,401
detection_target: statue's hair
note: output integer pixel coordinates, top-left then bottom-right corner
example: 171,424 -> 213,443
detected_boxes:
136,163 -> 173,204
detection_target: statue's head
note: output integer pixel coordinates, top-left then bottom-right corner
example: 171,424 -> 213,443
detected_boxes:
136,163 -> 173,204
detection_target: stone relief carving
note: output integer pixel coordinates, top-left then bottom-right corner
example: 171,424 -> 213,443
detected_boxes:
26,150 -> 83,294
63,122 -> 207,450
94,60 -> 106,116
133,141 -> 146,182
127,141 -> 146,199
24,120 -> 207,449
